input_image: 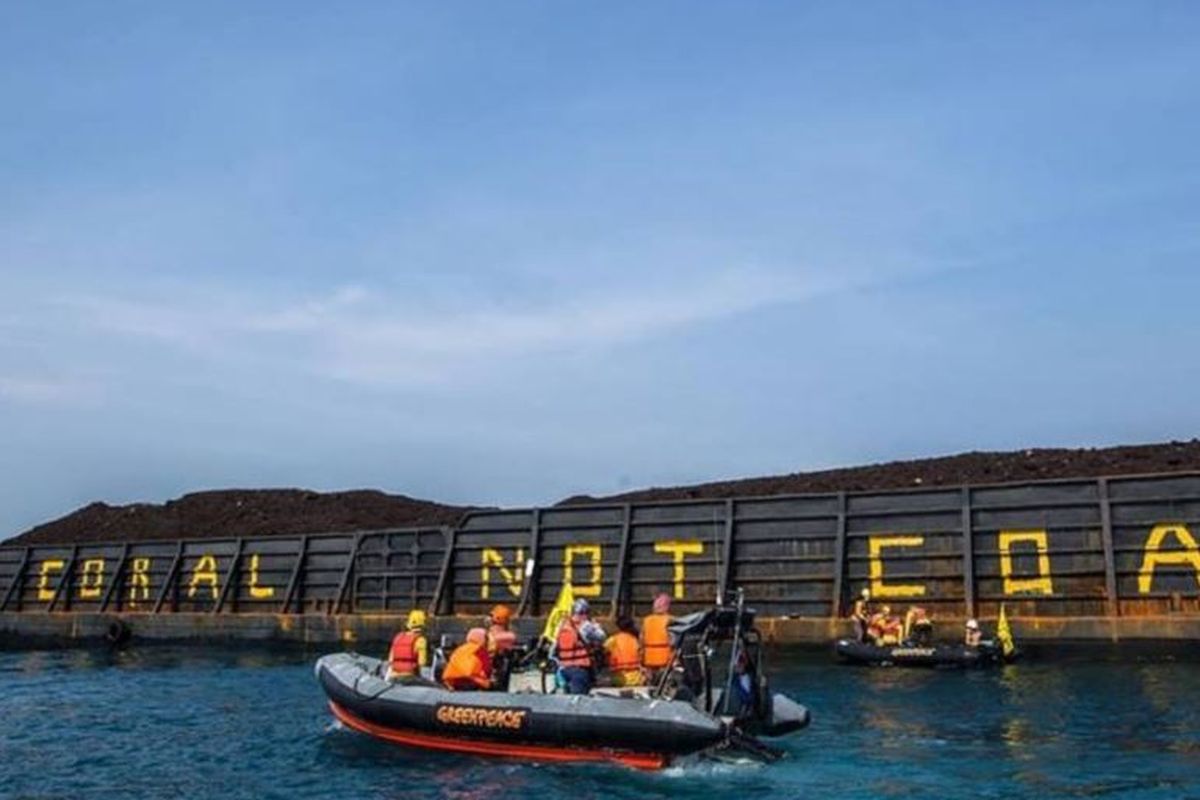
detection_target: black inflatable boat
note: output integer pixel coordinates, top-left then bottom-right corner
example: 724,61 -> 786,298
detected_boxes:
317,597 -> 809,769
835,638 -> 1009,667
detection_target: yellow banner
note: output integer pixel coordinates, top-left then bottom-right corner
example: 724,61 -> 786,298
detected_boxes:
540,583 -> 574,642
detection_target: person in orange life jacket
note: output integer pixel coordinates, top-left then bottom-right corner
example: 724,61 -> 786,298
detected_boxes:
641,592 -> 674,677
486,604 -> 517,655
386,609 -> 429,681
869,605 -> 902,646
443,628 -> 494,690
604,616 -> 644,687
554,598 -> 606,695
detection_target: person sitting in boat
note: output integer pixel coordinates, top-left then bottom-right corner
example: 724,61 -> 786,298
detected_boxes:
486,604 -> 518,655
486,604 -> 519,690
641,592 -> 674,678
903,605 -> 933,646
869,605 -> 903,646
964,618 -> 982,648
554,598 -> 606,695
386,609 -> 429,681
850,588 -> 873,643
443,627 -> 494,690
604,616 -> 645,687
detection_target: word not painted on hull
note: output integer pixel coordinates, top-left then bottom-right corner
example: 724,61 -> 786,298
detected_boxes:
479,539 -> 706,600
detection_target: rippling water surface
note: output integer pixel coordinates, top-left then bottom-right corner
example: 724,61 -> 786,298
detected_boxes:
2,643 -> 1198,799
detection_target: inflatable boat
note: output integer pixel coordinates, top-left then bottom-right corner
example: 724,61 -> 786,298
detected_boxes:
835,638 -> 1010,667
317,598 -> 809,769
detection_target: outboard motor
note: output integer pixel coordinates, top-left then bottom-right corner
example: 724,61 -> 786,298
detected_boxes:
429,634 -> 455,684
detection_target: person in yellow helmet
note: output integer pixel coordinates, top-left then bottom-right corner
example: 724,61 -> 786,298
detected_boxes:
386,609 -> 429,681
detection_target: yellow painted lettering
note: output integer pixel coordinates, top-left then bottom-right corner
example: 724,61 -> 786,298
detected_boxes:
653,539 -> 704,599
999,529 -> 1054,596
78,558 -> 106,600
480,548 -> 524,600
128,558 -> 151,605
186,554 -> 220,599
868,535 -> 927,598
563,544 -> 602,597
1137,523 -> 1200,594
36,559 -> 65,602
248,553 -> 275,599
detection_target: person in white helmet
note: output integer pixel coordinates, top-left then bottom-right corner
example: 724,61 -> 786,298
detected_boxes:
964,618 -> 982,648
850,588 -> 874,643
554,598 -> 606,694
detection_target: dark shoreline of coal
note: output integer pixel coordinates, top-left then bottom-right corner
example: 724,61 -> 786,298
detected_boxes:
9,440 -> 1200,546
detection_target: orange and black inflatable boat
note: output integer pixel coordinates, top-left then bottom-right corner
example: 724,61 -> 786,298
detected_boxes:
317,601 -> 809,769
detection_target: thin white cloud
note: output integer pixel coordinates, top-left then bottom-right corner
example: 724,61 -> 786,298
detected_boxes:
0,375 -> 100,406
57,267 -> 839,387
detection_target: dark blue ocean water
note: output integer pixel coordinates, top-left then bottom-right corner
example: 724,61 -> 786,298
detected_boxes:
1,644 -> 1198,800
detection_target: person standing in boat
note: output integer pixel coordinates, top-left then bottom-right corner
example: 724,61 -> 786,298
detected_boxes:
554,598 -> 606,694
641,592 -> 674,679
850,588 -> 873,643
386,609 -> 429,681
443,628 -> 494,690
604,616 -> 645,687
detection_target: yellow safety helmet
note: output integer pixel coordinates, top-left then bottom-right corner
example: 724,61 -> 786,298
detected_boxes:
407,609 -> 427,630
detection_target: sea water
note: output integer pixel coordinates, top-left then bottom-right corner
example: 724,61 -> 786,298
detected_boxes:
1,644 -> 1198,799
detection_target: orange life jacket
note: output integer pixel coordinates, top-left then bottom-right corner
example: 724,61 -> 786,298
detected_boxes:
389,631 -> 424,676
487,625 -> 517,654
641,613 -> 673,668
442,641 -> 492,690
555,619 -> 592,668
607,631 -> 641,672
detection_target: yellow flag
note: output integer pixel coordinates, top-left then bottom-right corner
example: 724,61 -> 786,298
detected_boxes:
540,583 -> 574,643
996,603 -> 1015,657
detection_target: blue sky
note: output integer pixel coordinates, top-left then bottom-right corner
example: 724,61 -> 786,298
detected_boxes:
2,2 -> 1199,537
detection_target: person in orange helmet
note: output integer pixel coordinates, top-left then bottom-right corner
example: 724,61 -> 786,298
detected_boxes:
486,604 -> 517,655
442,628 -> 494,691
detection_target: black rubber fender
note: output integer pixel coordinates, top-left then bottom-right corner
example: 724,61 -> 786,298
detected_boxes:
105,619 -> 132,646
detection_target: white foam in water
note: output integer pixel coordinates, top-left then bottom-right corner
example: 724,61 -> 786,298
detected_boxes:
660,753 -> 767,777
